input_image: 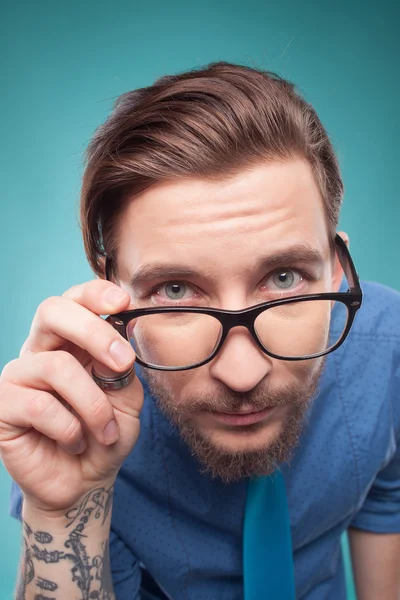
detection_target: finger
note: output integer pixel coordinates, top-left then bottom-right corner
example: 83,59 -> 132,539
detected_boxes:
62,279 -> 132,314
3,352 -> 120,446
0,380 -> 86,455
21,296 -> 135,374
64,282 -> 138,380
94,368 -> 145,432
90,314 -> 139,381
21,278 -> 134,359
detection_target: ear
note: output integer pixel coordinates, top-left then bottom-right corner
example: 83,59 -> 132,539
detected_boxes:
332,231 -> 349,292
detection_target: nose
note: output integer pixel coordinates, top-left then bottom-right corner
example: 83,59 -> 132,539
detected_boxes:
209,326 -> 273,392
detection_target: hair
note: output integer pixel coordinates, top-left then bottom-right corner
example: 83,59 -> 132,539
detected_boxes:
80,61 -> 344,278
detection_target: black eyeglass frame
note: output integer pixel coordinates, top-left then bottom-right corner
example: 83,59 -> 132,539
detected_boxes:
105,234 -> 363,371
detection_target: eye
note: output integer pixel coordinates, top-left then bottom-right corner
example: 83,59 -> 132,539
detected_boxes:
158,282 -> 194,301
165,283 -> 187,299
269,269 -> 303,290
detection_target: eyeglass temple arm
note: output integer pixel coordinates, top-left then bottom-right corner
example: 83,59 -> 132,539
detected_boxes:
105,257 -> 113,282
334,234 -> 360,293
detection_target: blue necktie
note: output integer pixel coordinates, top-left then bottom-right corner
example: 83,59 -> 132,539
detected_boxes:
243,471 -> 295,599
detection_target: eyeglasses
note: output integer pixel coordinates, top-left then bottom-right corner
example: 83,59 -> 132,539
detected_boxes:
105,235 -> 362,371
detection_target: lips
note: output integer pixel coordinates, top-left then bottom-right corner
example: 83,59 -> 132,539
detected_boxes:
210,405 -> 278,426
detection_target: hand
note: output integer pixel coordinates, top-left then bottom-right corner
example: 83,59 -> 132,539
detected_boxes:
0,280 -> 143,513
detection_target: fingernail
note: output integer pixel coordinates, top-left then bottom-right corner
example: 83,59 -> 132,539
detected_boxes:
103,419 -> 119,445
109,340 -> 134,368
104,288 -> 128,306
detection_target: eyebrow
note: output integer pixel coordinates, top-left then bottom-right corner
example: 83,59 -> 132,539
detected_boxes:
253,245 -> 325,272
129,244 -> 326,289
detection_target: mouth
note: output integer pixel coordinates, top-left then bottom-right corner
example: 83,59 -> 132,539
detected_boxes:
208,405 -> 279,427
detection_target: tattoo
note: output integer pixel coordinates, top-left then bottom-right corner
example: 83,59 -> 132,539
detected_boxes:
92,540 -> 114,600
24,541 -> 35,585
60,486 -> 114,597
20,486 -> 115,600
34,531 -> 53,544
64,533 -> 92,595
65,486 -> 114,528
36,577 -> 58,591
15,539 -> 34,600
23,521 -> 33,538
31,545 -> 65,563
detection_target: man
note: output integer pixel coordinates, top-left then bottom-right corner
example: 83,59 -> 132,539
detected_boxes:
2,62 -> 399,599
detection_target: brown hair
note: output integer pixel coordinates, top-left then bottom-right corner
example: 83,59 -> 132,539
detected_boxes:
80,61 -> 344,278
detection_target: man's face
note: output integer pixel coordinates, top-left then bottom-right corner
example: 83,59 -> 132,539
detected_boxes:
116,158 -> 344,481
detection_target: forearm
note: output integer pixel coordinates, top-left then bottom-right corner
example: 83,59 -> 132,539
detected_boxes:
349,528 -> 400,600
16,486 -> 115,600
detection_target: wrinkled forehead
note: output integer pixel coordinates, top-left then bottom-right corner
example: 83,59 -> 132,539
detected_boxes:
116,159 -> 331,280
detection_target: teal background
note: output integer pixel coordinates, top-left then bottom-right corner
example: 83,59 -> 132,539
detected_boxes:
1,1 -> 399,597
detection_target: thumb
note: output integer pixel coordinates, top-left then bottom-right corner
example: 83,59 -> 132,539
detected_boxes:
91,306 -> 144,420
90,309 -> 143,418
91,308 -> 135,385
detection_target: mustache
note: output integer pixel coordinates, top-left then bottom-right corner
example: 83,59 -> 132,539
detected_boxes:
141,356 -> 326,420
166,381 -> 310,415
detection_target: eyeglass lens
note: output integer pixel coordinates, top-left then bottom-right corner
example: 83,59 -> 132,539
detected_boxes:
125,299 -> 349,369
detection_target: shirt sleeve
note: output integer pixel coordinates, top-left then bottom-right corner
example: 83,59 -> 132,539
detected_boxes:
110,527 -> 142,600
349,441 -> 400,533
349,356 -> 400,534
9,481 -> 142,598
9,480 -> 23,521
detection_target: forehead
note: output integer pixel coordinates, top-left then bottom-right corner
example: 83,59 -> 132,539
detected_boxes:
117,158 -> 330,279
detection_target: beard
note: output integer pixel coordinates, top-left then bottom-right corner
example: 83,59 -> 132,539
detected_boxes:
141,358 -> 326,483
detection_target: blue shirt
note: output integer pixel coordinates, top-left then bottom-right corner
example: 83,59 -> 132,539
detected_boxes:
10,281 -> 400,599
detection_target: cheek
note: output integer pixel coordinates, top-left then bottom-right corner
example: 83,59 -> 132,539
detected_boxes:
255,300 -> 332,357
128,314 -> 222,369
148,367 -> 202,405
270,355 -> 325,387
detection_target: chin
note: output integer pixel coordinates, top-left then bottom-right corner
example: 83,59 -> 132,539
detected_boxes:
178,407 -> 305,483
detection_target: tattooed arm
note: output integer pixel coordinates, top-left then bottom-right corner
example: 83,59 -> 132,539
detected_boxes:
0,280 -> 144,598
16,486 -> 115,600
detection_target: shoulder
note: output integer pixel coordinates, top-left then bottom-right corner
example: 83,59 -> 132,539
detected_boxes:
332,280 -> 400,437
351,281 -> 400,339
